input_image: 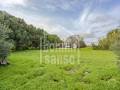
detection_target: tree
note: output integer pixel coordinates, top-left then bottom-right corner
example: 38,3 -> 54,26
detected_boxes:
0,11 -> 61,50
47,34 -> 62,43
98,38 -> 109,50
96,29 -> 120,50
0,23 -> 12,65
66,35 -> 86,48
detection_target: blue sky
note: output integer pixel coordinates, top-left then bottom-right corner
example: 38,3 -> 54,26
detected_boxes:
0,0 -> 120,43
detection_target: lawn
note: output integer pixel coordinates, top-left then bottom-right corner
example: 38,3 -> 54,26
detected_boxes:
0,48 -> 120,90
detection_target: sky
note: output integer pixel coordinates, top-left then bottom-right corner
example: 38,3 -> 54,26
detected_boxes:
0,0 -> 120,43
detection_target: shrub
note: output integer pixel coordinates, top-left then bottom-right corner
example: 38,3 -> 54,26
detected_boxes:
0,23 -> 12,65
94,29 -> 120,50
0,40 -> 12,65
110,40 -> 120,69
91,43 -> 100,50
110,40 -> 120,59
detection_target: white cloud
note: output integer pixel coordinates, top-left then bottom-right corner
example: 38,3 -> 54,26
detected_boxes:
26,16 -> 74,40
73,2 -> 120,43
42,0 -> 80,11
0,0 -> 28,7
73,0 -> 117,40
0,0 -> 119,44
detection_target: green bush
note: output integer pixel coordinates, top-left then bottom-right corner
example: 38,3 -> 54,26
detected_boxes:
91,43 -> 100,50
110,40 -> 120,59
94,29 -> 120,50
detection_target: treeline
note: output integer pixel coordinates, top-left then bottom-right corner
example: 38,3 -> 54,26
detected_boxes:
0,11 -> 62,51
92,28 -> 120,50
0,11 -> 62,65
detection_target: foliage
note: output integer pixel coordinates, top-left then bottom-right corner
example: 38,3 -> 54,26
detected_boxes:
110,40 -> 120,59
0,11 -> 62,50
0,23 -> 12,64
91,43 -> 100,50
98,38 -> 109,50
66,35 -> 86,48
107,29 -> 120,44
79,40 -> 86,48
110,40 -> 120,70
47,34 -> 62,48
94,29 -> 120,50
0,40 -> 11,59
47,34 -> 62,43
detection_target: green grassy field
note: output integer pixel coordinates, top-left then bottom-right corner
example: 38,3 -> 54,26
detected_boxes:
0,48 -> 120,90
